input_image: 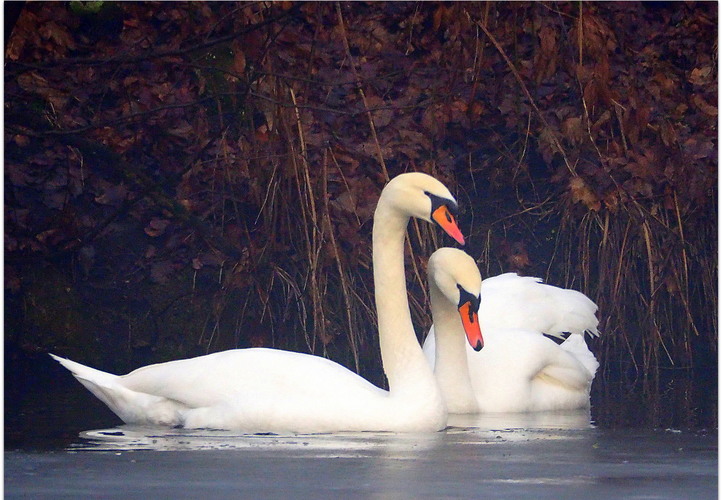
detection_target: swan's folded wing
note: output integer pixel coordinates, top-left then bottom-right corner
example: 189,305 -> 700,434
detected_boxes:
558,333 -> 599,379
519,333 -> 595,391
466,329 -> 597,412
479,273 -> 599,338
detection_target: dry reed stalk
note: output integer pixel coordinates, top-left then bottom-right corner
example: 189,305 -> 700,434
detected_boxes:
577,2 -> 584,66
322,148 -> 361,371
285,97 -> 323,353
478,228 -> 493,278
335,1 -> 450,350
563,198 -> 715,387
466,2 -> 491,103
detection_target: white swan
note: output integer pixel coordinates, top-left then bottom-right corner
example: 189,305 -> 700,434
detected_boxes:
423,271 -> 600,413
51,172 -> 482,433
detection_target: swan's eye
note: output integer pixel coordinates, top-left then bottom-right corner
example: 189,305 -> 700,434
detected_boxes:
427,193 -> 459,217
457,286 -> 480,319
428,194 -> 464,245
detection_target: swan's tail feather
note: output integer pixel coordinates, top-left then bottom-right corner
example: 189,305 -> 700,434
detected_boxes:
50,354 -> 182,426
50,353 -> 119,388
50,353 -> 128,413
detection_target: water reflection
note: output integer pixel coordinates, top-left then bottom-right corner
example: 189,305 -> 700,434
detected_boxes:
7,421 -> 715,500
75,425 -> 449,455
447,409 -> 593,431
6,352 -> 716,500
71,410 -> 594,453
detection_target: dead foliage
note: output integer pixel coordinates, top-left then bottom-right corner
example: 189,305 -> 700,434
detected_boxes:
5,2 -> 717,421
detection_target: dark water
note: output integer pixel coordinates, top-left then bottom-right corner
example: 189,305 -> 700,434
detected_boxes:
5,421 -> 717,499
4,352 -> 718,499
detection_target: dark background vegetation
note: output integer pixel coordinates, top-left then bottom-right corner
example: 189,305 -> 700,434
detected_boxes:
5,2 -> 717,431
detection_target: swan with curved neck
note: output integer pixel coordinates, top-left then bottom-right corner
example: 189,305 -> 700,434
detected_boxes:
426,248 -> 483,414
51,172 -> 482,433
424,270 -> 600,413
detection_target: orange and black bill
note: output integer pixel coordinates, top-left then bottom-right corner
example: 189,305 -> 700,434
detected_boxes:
458,287 -> 483,351
428,194 -> 465,245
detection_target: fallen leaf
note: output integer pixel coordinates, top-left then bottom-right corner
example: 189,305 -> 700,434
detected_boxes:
331,191 -> 357,213
689,66 -> 713,86
144,218 -> 171,237
562,116 -> 585,144
150,260 -> 175,283
692,95 -> 717,116
569,176 -> 601,211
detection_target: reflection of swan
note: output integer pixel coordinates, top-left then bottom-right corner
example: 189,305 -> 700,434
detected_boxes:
424,272 -> 600,413
446,410 -> 593,431
77,424 -> 449,453
51,173 -> 480,433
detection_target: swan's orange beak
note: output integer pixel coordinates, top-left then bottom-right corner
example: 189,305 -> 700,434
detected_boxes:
432,205 -> 465,245
458,301 -> 483,351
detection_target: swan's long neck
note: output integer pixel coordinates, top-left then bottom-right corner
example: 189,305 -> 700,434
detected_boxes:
429,281 -> 479,413
372,199 -> 439,397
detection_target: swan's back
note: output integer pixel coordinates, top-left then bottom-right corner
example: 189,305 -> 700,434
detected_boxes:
52,349 -> 446,433
119,349 -> 386,409
479,273 -> 599,338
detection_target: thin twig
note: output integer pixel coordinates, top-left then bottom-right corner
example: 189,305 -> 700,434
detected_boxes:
335,2 -> 390,182
322,148 -> 360,372
474,18 -> 576,176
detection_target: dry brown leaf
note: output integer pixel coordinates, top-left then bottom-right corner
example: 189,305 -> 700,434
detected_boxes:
39,20 -> 76,50
365,95 -> 394,128
331,191 -> 357,213
562,116 -> 585,145
659,121 -> 677,147
535,25 -> 558,82
144,218 -> 171,237
689,66 -> 713,86
652,72 -> 676,93
150,261 -> 175,283
94,184 -> 128,207
432,4 -> 447,32
232,50 -> 246,75
692,95 -> 717,116
569,176 -> 601,211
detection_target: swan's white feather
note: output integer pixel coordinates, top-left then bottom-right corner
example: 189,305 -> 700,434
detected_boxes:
424,273 -> 600,413
51,173 -> 464,433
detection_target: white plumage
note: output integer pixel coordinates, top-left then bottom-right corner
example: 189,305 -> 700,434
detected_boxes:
424,272 -> 600,413
52,173 -> 476,433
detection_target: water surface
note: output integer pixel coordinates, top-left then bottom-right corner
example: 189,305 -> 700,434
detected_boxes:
6,419 -> 716,499
4,353 -> 718,499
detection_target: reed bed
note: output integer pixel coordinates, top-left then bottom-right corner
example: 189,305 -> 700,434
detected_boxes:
5,2 -> 716,423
